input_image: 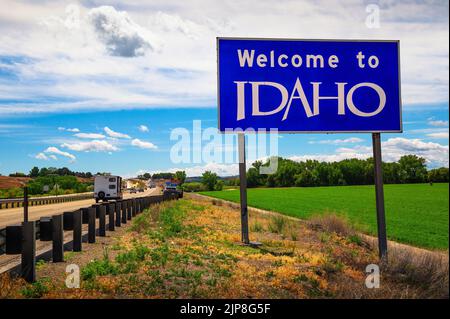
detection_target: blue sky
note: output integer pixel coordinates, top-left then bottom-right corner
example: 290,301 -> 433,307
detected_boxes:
0,0 -> 448,177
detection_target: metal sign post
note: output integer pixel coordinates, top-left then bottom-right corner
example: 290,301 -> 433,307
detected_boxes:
372,133 -> 388,261
238,133 -> 250,244
217,38 -> 401,258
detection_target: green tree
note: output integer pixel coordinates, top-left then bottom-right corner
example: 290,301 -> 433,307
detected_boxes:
39,167 -> 49,176
273,158 -> 300,187
174,171 -> 187,185
9,172 -> 27,177
246,167 -> 261,187
29,166 -> 40,178
398,155 -> 427,183
428,167 -> 449,183
152,172 -> 174,179
202,171 -> 218,191
181,182 -> 205,192
294,170 -> 319,187
143,173 -> 151,179
215,180 -> 224,191
383,162 -> 400,184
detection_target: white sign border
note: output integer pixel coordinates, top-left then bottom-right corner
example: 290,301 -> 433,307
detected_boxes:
216,37 -> 403,134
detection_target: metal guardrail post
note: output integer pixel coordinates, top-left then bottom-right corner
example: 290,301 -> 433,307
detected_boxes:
88,207 -> 96,244
52,214 -> 64,262
39,217 -> 52,241
131,199 -> 135,217
127,200 -> 132,220
108,203 -> 115,231
73,210 -> 82,252
115,202 -> 122,227
81,208 -> 89,224
21,221 -> 36,283
99,205 -> 106,237
121,201 -> 127,224
63,212 -> 73,231
6,225 -> 22,254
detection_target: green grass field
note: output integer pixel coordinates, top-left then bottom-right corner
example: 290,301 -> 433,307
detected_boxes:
201,183 -> 449,250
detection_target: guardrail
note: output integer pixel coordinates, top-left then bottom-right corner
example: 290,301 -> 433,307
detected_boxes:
0,192 -> 94,210
0,191 -> 180,282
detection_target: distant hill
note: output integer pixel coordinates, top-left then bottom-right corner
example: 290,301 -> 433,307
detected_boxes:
0,176 -> 31,189
75,176 -> 94,184
185,175 -> 239,183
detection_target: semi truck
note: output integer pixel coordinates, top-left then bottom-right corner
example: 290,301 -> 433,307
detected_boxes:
94,175 -> 123,203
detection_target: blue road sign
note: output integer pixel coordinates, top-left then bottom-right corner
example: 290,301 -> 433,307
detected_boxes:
217,38 -> 401,133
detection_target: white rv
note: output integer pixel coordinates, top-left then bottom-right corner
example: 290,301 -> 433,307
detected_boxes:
94,175 -> 123,203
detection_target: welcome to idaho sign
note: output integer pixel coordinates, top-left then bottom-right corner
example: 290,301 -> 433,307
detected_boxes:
217,38 -> 402,133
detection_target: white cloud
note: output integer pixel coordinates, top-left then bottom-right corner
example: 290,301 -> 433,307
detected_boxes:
61,140 -> 119,152
131,138 -> 157,150
35,152 -> 58,161
74,132 -> 106,139
290,152 -> 370,163
428,120 -> 449,127
382,138 -> 448,166
308,137 -> 364,145
88,6 -> 153,57
58,127 -> 80,132
104,127 -> 131,139
290,137 -> 449,167
35,152 -> 49,160
426,132 -> 449,139
0,1 -> 447,114
138,125 -> 149,132
44,146 -> 76,162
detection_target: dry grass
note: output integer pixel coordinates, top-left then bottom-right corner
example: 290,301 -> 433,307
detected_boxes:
0,273 -> 26,298
308,214 -> 354,237
2,197 -> 448,299
268,215 -> 287,234
384,247 -> 449,299
211,199 -> 223,206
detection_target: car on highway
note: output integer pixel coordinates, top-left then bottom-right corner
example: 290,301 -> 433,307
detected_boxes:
94,175 -> 123,203
163,182 -> 183,199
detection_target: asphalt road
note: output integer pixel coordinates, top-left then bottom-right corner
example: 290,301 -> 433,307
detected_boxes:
0,188 -> 161,228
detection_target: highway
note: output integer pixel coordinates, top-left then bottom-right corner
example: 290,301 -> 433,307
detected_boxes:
0,188 -> 161,228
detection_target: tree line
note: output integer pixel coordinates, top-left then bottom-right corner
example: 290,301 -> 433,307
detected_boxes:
7,167 -> 95,179
138,171 -> 187,184
242,155 -> 448,188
